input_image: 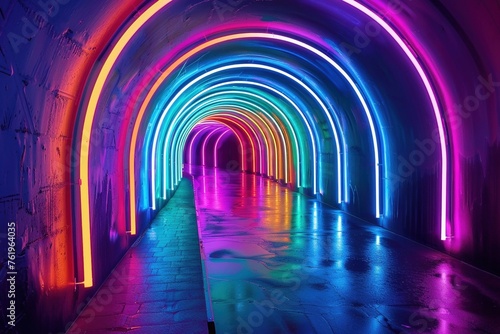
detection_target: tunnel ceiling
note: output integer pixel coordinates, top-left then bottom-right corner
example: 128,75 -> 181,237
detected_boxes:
1,1 -> 500,330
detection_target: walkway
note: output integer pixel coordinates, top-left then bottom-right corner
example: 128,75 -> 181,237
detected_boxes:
68,179 -> 208,334
191,167 -> 500,334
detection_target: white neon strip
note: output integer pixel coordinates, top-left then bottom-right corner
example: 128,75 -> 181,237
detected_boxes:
343,0 -> 447,236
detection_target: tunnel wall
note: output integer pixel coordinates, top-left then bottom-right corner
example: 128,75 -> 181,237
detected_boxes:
0,0 -> 499,332
0,0 -> 153,332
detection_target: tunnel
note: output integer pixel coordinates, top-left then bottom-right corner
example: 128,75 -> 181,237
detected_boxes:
1,0 -> 500,333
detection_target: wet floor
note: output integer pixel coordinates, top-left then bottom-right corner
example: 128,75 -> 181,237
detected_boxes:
190,166 -> 500,334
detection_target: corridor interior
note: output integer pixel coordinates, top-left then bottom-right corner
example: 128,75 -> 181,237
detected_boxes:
1,1 -> 500,333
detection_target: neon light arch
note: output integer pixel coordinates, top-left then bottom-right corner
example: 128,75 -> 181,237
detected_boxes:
134,30 -> 384,230
175,107 -> 280,183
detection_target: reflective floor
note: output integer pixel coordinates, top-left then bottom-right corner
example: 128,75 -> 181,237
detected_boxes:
190,166 -> 500,334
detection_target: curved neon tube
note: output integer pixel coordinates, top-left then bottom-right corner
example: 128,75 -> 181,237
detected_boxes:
180,115 -> 258,177
187,126 -> 213,174
171,111 -> 262,184
174,106 -> 270,187
343,0 -> 448,236
209,115 -> 262,175
187,122 -> 245,172
211,117 -> 258,174
151,64 -> 325,199
188,126 -> 211,165
139,32 -> 376,222
210,111 -> 273,176
164,93 -> 287,190
124,30 -> 382,256
214,130 -> 231,168
169,99 -> 293,193
77,0 -> 173,287
201,128 -> 223,166
78,8 -> 427,291
174,94 -> 304,201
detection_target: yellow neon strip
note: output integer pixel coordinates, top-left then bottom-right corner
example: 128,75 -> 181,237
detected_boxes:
79,0 -> 172,287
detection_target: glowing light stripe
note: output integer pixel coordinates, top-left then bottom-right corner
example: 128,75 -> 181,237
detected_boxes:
80,10 -> 387,292
165,95 -> 265,190
172,80 -> 299,183
171,105 -> 267,187
129,31 -> 369,236
142,32 -> 375,213
209,114 -> 262,174
185,122 -> 245,171
124,31 -> 381,255
214,130 -> 231,168
78,0 -> 173,287
343,0 -> 448,237
168,92 -> 308,199
179,115 -> 258,176
172,101 -> 288,189
211,116 -> 258,174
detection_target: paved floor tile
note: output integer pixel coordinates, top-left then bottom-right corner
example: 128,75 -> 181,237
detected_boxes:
67,179 -> 208,334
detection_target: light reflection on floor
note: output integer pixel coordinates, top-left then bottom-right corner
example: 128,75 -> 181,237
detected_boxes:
188,166 -> 500,334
